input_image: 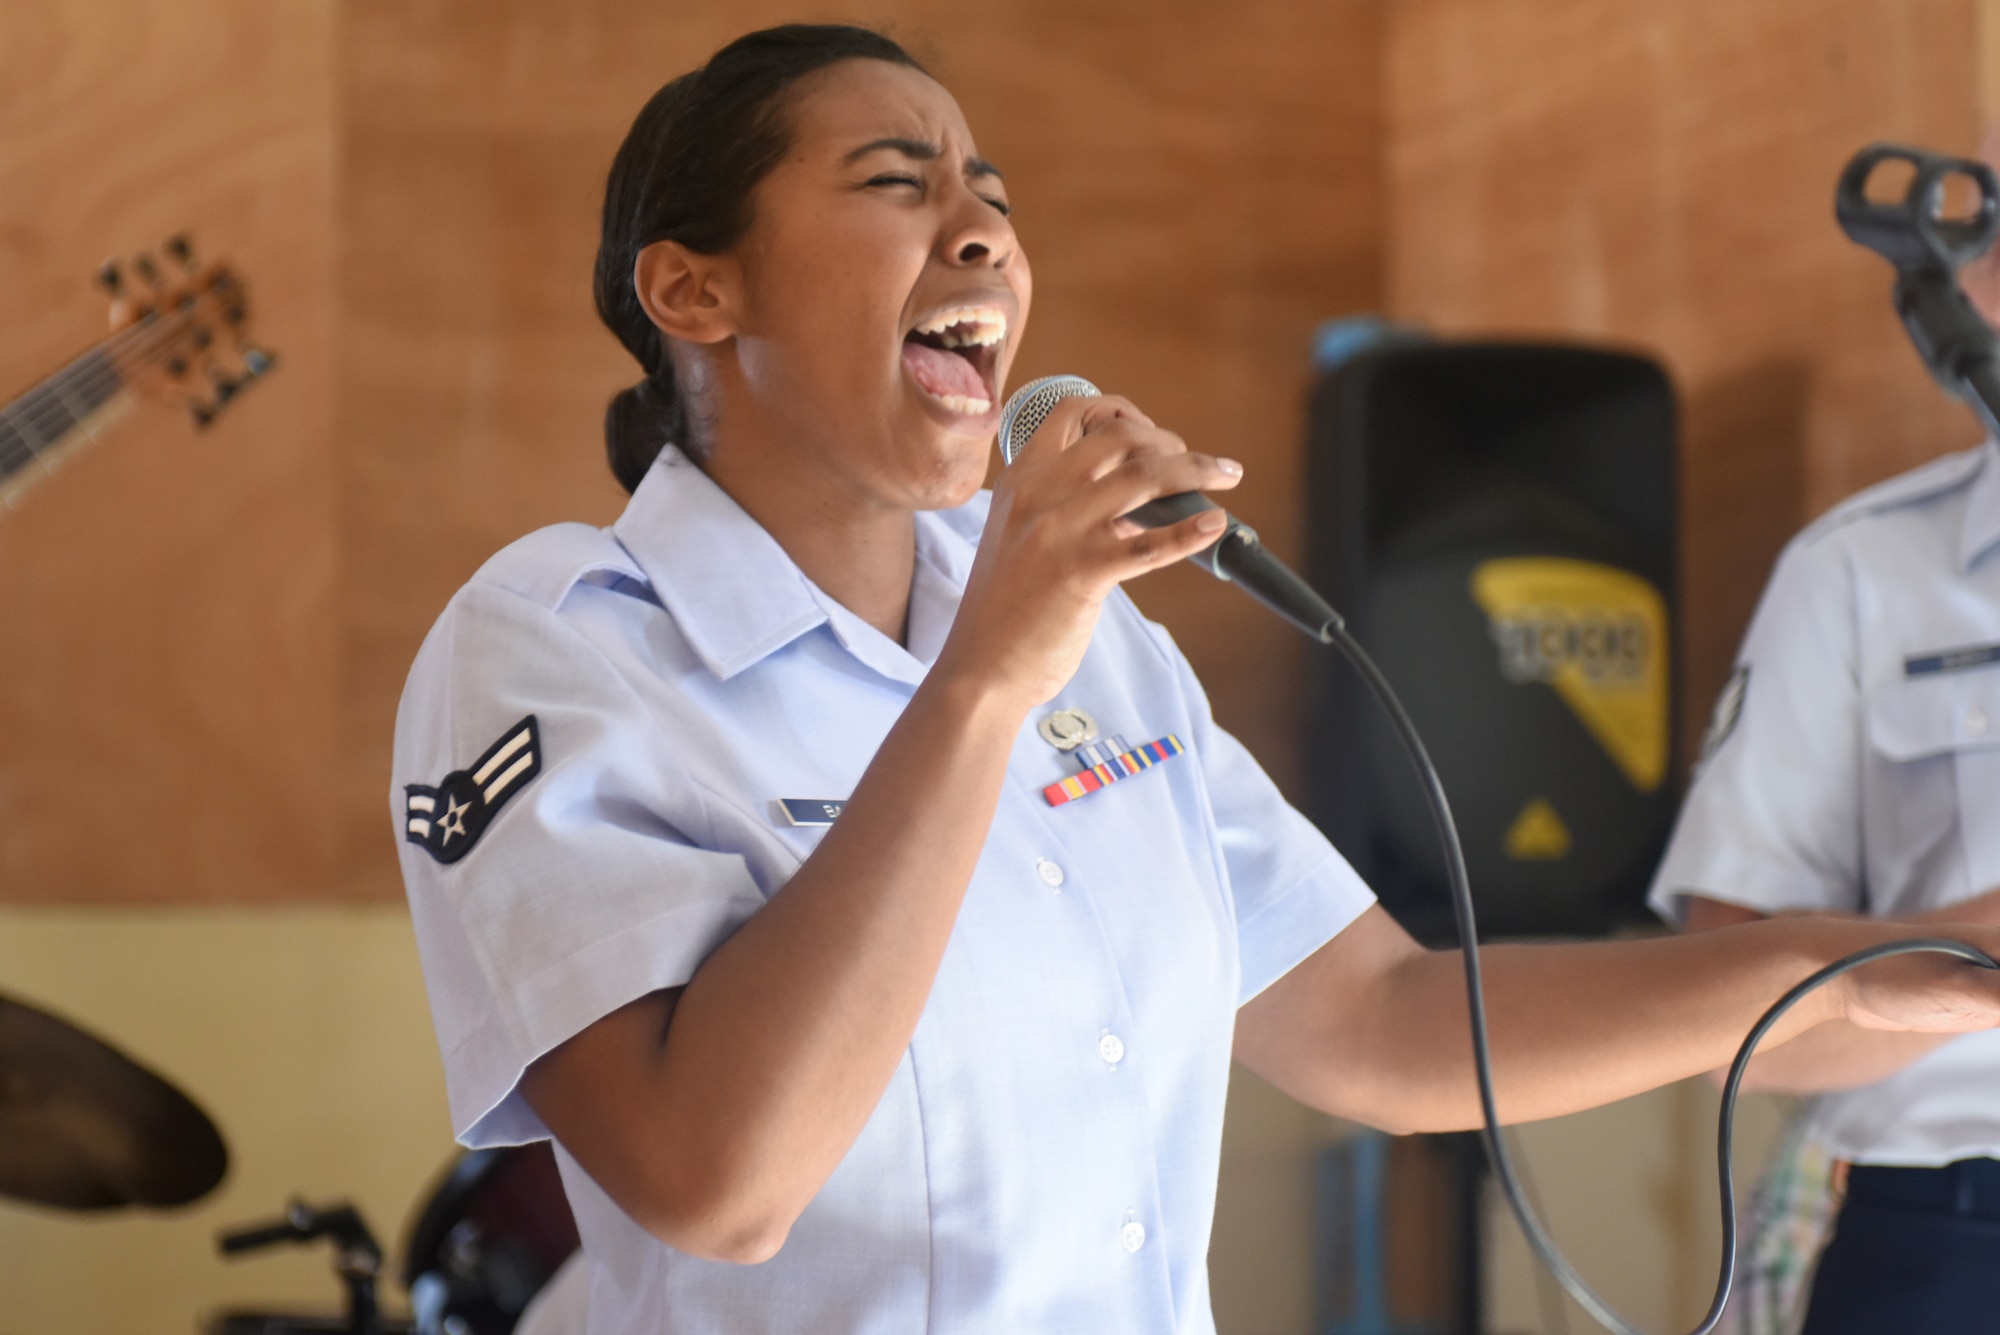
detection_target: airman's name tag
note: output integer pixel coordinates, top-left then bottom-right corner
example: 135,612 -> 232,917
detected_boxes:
1906,642 -> 2000,677
778,798 -> 846,827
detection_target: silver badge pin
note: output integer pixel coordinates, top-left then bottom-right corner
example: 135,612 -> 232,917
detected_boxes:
1037,707 -> 1099,752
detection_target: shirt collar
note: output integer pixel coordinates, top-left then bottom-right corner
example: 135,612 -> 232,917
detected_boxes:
610,446 -> 981,685
612,447 -> 827,680
1962,439 -> 2000,571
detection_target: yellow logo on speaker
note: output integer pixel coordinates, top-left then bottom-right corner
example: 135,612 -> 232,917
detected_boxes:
1470,557 -> 1668,794
1504,797 -> 1573,861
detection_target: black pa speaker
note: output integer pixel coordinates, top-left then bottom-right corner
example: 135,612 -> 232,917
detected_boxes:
1302,334 -> 1679,941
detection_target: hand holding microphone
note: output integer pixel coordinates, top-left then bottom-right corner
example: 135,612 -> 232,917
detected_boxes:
940,384 -> 1241,707
997,376 -> 1345,642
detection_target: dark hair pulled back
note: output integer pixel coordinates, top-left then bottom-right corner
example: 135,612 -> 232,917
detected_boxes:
594,24 -> 926,493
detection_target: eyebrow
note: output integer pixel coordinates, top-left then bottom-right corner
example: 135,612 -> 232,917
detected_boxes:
843,136 -> 1004,181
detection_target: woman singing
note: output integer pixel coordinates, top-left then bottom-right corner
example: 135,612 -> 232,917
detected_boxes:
392,24 -> 2000,1333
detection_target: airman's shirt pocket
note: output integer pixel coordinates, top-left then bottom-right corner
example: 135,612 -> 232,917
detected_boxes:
1866,661 -> 2000,906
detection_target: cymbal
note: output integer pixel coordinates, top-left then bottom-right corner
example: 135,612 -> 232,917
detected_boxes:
0,991 -> 227,1210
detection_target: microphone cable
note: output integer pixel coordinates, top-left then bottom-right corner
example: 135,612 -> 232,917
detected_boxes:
1324,614 -> 2000,1335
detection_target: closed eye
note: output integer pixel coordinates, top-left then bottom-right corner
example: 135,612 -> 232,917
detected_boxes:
863,173 -> 1010,217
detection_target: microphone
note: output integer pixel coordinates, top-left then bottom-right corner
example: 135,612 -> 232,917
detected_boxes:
996,374 -> 1345,642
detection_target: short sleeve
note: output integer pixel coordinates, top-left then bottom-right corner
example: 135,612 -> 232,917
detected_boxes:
1648,533 -> 1864,924
1142,613 -> 1377,1003
393,582 -> 766,1147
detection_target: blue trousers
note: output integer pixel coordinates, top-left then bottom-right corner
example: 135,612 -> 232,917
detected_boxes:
1800,1159 -> 2000,1335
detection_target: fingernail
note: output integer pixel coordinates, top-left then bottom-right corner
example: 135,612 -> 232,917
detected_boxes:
1216,458 -> 1244,476
1197,509 -> 1228,532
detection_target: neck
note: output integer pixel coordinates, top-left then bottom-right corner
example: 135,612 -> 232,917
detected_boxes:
695,387 -> 919,647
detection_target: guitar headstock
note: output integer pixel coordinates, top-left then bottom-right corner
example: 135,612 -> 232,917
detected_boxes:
99,234 -> 276,428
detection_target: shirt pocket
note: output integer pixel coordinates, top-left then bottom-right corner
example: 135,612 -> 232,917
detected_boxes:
1866,670 -> 2000,902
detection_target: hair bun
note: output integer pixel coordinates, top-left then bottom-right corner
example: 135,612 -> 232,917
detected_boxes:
604,375 -> 677,494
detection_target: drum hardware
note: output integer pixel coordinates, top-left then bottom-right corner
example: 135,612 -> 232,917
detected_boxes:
209,1143 -> 578,1335
0,990 -> 227,1211
0,987 -> 574,1334
215,1199 -> 392,1335
401,1143 -> 579,1335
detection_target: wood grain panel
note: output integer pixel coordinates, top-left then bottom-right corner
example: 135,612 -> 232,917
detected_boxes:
332,0 -> 1386,895
1385,0 -> 1984,765
0,1 -> 335,901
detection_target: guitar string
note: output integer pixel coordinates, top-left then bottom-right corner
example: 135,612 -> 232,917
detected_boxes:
0,312 -> 194,474
4,304 -> 205,436
0,311 -> 206,481
7,284 -> 254,434
0,301 -> 225,473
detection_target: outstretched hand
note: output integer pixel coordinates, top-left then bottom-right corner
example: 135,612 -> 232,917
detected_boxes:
1837,926 -> 2000,1034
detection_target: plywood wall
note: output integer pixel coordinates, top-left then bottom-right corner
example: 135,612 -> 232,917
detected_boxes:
0,1 -> 1383,903
38,0 -> 1971,911
0,2 -> 336,902
1384,0 -> 1987,762
0,5 -> 1983,907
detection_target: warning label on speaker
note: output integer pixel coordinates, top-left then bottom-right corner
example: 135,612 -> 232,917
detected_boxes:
1504,797 -> 1573,861
1471,557 -> 1669,794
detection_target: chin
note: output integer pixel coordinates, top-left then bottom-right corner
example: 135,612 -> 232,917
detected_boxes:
881,406 -> 992,509
902,437 -> 993,512
918,457 -> 993,511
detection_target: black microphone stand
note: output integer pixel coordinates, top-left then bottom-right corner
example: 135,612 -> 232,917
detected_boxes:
1837,143 -> 2000,433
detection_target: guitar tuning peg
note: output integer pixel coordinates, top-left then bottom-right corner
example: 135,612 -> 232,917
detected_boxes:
132,254 -> 161,288
97,260 -> 123,295
165,234 -> 194,269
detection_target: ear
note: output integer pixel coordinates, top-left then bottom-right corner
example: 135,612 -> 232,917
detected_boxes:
633,239 -> 739,345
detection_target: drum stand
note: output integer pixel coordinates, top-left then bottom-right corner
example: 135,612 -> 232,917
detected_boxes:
219,1199 -> 387,1335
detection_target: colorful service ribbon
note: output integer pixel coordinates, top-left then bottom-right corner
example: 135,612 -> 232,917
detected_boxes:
1042,735 -> 1185,807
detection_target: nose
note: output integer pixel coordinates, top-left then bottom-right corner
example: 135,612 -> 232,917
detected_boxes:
940,182 -> 1014,270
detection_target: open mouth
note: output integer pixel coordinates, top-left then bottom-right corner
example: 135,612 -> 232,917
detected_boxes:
901,306 -> 1006,417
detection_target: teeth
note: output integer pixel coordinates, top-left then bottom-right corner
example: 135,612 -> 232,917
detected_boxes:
934,392 -> 993,416
913,305 -> 1008,347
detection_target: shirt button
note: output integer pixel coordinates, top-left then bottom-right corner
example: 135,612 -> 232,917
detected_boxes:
1121,1221 -> 1147,1253
1035,858 -> 1066,888
1099,1033 -> 1125,1065
1967,707 -> 1989,737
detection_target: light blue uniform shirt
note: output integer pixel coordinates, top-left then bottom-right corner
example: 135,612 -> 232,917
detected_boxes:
392,446 -> 1375,1334
1650,440 -> 2000,1166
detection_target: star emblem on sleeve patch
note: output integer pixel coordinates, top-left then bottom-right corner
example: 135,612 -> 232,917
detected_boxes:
405,716 -> 542,864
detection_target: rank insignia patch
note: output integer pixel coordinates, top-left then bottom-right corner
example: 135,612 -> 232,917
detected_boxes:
405,716 -> 542,864
1698,665 -> 1749,769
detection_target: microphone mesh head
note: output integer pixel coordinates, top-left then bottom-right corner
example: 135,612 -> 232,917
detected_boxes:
996,374 -> 1101,464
